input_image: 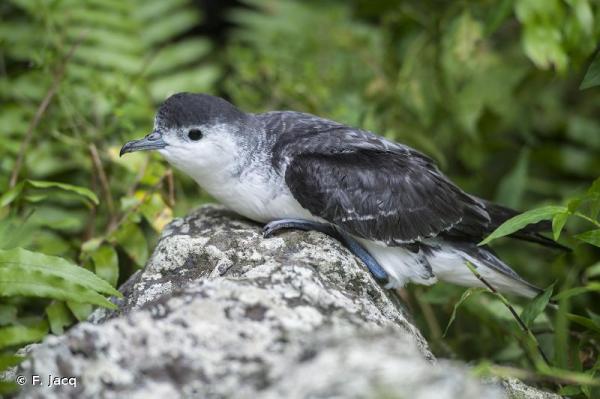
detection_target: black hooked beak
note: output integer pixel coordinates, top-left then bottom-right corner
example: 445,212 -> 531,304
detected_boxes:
120,131 -> 167,157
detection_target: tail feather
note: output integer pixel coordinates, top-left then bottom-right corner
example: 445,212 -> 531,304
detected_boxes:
428,241 -> 543,298
453,243 -> 558,306
459,243 -> 543,298
510,231 -> 570,251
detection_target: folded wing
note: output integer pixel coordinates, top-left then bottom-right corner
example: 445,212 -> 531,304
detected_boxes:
269,116 -> 492,245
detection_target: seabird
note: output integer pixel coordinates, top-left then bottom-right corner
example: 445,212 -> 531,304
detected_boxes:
121,93 -> 563,297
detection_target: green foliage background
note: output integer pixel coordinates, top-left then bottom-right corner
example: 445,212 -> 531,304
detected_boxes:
1,0 -> 600,396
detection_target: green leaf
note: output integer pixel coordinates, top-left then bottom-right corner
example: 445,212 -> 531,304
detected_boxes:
484,0 -> 513,35
552,212 -> 569,241
0,320 -> 48,349
520,284 -> 554,328
0,380 -> 18,395
0,182 -> 25,208
587,177 -> 600,219
567,313 -> 600,335
24,194 -> 50,203
137,0 -> 190,21
81,237 -> 104,253
521,25 -> 568,72
569,0 -> 594,35
588,310 -> 600,326
558,385 -> 582,396
479,205 -> 566,245
0,304 -> 17,326
146,38 -> 211,76
553,282 -> 600,300
541,366 -> 600,387
575,229 -> 600,247
0,354 -> 24,371
150,66 -> 219,101
91,244 -> 119,287
443,287 -> 485,337
0,247 -> 121,308
139,193 -> 173,232
142,7 -> 200,46
0,354 -> 24,393
0,214 -> 36,250
581,51 -> 600,90
515,0 -> 569,73
45,301 -> 74,335
567,196 -> 583,213
112,222 -> 148,266
66,301 -> 93,321
587,262 -> 600,279
27,180 -> 99,205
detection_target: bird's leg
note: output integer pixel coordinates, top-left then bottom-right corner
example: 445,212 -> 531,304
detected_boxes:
262,218 -> 389,282
335,230 -> 389,282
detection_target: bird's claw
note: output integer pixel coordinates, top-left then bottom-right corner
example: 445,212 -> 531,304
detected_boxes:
262,219 -> 310,238
262,223 -> 278,238
262,219 -> 334,239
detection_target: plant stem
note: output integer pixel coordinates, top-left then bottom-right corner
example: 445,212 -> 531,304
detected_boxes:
464,261 -> 552,367
9,36 -> 84,188
106,173 -> 166,236
473,362 -> 600,387
89,143 -> 116,228
574,212 -> 600,228
413,286 -> 443,340
166,169 -> 176,208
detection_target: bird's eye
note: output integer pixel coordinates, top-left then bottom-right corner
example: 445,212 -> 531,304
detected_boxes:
187,129 -> 203,141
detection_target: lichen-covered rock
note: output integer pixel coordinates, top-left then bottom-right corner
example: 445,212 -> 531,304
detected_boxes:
14,205 -> 558,398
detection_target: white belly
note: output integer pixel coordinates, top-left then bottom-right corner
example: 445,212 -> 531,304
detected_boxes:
359,239 -> 438,287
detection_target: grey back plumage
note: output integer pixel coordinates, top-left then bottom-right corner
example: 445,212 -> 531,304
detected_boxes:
261,111 -> 494,245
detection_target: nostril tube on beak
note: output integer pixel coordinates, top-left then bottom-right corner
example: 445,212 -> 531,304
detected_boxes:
146,132 -> 161,141
120,131 -> 167,156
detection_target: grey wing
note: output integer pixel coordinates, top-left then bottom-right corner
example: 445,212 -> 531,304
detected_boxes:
266,113 -> 491,245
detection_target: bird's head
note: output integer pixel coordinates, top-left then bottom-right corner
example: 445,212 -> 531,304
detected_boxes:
120,93 -> 251,176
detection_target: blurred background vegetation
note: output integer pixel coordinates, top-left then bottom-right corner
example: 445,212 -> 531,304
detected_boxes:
1,0 -> 599,396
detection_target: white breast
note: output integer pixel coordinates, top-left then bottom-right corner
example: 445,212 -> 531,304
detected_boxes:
207,171 -> 316,223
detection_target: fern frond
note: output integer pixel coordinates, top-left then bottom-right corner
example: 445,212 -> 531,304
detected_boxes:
0,248 -> 121,308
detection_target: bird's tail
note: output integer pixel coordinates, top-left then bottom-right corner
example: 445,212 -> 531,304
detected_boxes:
428,241 -> 542,298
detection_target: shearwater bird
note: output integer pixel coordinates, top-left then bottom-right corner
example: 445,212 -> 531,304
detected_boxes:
121,93 -> 563,297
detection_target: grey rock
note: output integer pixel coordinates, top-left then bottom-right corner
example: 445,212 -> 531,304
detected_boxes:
15,205 -> 558,399
501,379 -> 563,399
